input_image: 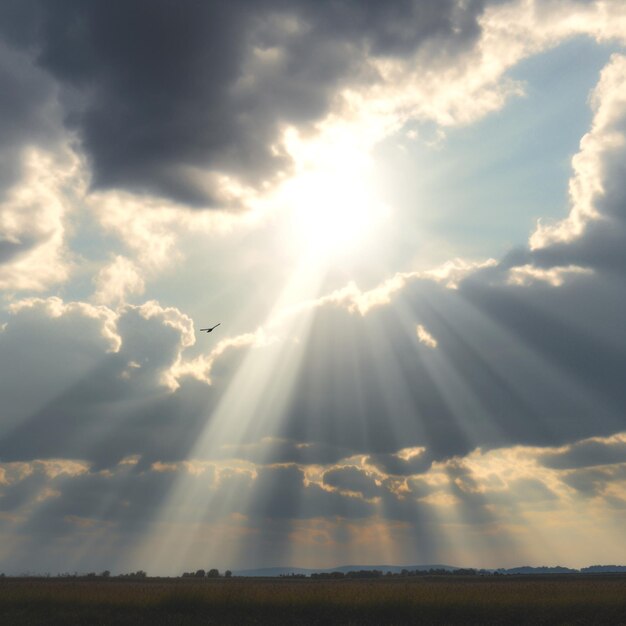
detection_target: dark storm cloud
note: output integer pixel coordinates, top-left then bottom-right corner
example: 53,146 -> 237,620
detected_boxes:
0,0 -> 484,206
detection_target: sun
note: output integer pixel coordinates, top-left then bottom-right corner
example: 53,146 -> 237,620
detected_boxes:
276,129 -> 389,262
287,169 -> 385,258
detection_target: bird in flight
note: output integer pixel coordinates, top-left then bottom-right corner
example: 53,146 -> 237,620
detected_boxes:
200,323 -> 221,333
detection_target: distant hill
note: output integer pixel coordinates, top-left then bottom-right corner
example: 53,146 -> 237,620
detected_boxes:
232,564 -> 626,577
581,565 -> 626,573
495,566 -> 578,575
233,564 -> 458,577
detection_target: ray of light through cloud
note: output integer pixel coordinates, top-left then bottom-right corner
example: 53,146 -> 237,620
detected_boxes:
1,0 -> 626,576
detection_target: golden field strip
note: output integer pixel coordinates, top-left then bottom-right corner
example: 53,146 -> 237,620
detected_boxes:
1,574 -> 626,625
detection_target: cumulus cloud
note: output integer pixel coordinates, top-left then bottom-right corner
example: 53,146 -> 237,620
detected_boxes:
304,257 -> 498,316
0,296 -> 214,468
0,146 -> 80,291
0,34 -> 80,292
92,255 -> 145,306
530,53 -> 626,251
171,328 -> 269,388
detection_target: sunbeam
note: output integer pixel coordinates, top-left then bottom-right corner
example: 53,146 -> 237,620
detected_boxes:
3,0 -> 626,584
136,255 -> 333,573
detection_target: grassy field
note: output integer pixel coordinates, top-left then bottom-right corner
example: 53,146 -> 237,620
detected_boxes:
2,574 -> 626,625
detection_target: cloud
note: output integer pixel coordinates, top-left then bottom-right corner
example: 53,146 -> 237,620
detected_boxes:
539,433 -> 626,470
560,464 -> 626,500
2,0 -> 626,574
3,432 -> 626,572
0,0 -> 485,208
322,465 -> 382,500
0,37 -> 62,193
0,35 -> 79,292
4,39 -> 626,479
0,146 -> 80,291
171,328 -> 268,388
0,0 -> 624,222
92,255 -> 145,306
416,324 -> 438,348
365,448 -> 434,477
530,53 -> 626,251
0,296 -> 214,468
263,42 -> 626,470
506,264 -> 593,287
303,257 -> 498,316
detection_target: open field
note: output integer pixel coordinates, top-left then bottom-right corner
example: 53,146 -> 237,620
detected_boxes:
2,574 -> 626,625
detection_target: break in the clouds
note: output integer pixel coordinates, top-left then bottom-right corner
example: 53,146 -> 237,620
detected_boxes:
1,0 -> 626,574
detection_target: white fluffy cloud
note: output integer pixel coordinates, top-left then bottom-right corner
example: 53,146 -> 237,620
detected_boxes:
530,53 -> 626,250
0,146 -> 81,291
93,255 -> 145,306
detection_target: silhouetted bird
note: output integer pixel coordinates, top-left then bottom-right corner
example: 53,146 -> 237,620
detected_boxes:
200,323 -> 221,333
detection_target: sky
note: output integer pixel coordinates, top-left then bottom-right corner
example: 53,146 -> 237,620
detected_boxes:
1,0 -> 626,575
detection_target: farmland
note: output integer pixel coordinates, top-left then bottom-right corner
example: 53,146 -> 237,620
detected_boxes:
1,574 -> 626,625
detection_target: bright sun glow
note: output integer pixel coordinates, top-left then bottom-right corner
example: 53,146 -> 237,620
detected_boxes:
278,126 -> 389,260
286,170 -> 386,256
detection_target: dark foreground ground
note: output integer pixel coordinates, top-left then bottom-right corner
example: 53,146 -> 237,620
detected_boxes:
2,574 -> 626,625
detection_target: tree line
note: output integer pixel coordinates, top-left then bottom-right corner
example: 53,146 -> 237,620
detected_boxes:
180,569 -> 232,578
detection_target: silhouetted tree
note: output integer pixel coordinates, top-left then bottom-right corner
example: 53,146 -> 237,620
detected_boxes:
195,569 -> 206,578
118,570 -> 147,578
346,570 -> 382,579
224,570 -> 232,578
207,569 -> 220,578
